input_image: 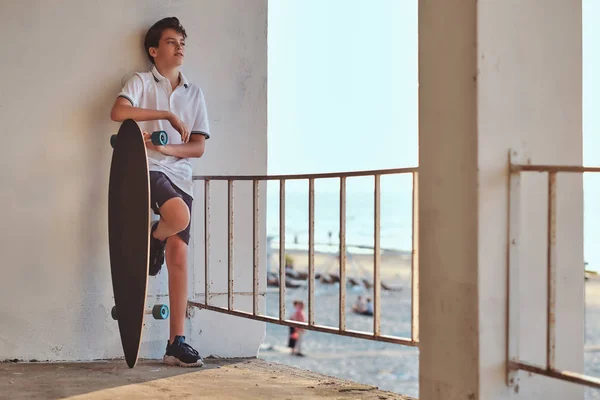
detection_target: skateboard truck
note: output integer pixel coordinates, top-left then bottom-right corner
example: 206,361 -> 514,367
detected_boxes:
110,130 -> 168,149
111,304 -> 169,320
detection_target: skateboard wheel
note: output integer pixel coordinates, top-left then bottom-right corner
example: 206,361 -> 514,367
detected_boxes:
111,306 -> 118,320
110,134 -> 117,149
152,304 -> 169,320
151,131 -> 168,146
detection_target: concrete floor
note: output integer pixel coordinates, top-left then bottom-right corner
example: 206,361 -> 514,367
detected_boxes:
0,358 -> 413,400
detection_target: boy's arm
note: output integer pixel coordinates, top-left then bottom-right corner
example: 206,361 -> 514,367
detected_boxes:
146,132 -> 206,158
110,97 -> 169,122
111,98 -> 190,142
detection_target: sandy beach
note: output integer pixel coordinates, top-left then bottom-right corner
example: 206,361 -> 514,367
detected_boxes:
267,245 -> 413,287
260,248 -> 600,399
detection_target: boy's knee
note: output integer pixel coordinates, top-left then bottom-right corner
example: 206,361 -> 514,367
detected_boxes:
161,197 -> 190,233
173,210 -> 190,233
166,236 -> 188,271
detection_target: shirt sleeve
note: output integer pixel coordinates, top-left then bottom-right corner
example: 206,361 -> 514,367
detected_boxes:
191,88 -> 210,139
117,73 -> 143,107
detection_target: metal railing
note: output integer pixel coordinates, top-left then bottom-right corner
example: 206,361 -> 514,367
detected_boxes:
187,167 -> 420,347
182,153 -> 600,388
507,150 -> 600,390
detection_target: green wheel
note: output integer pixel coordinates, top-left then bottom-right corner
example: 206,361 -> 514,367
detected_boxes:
111,306 -> 118,320
110,134 -> 117,149
152,304 -> 169,320
151,131 -> 168,146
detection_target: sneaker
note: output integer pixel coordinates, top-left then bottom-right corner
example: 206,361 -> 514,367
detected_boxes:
163,336 -> 204,367
149,222 -> 166,276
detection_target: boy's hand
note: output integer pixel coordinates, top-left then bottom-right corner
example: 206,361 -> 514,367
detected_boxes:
143,131 -> 168,154
166,112 -> 190,143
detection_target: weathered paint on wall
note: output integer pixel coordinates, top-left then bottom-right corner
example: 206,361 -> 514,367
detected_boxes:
0,0 -> 267,361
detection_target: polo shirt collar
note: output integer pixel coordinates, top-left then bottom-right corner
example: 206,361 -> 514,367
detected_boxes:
151,65 -> 189,89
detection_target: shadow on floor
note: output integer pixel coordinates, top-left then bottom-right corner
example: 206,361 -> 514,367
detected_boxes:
1,358 -> 236,400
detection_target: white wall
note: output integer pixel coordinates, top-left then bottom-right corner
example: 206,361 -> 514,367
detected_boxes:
478,2 -> 583,399
419,0 -> 583,399
0,0 -> 267,361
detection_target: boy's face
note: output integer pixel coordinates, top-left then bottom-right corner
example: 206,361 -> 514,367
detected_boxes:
149,28 -> 186,68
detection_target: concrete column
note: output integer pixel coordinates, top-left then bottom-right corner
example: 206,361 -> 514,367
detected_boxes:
418,1 -> 479,398
419,1 -> 583,399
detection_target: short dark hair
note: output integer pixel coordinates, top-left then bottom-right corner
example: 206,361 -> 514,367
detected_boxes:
144,17 -> 187,65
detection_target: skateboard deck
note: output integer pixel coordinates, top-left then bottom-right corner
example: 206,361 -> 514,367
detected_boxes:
108,119 -> 169,368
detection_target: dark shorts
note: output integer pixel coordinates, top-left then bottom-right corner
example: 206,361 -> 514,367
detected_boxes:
288,327 -> 297,348
150,171 -> 193,245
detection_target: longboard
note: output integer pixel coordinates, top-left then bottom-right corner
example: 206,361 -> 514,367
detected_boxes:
108,119 -> 170,368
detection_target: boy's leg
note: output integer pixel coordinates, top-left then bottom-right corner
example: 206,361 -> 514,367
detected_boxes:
158,189 -> 193,344
165,234 -> 188,343
162,231 -> 203,367
153,195 -> 190,342
162,233 -> 203,367
155,184 -> 202,367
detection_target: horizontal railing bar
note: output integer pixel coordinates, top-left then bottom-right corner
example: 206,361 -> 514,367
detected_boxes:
195,164 -> 600,179
192,167 -> 418,181
508,361 -> 600,389
187,300 -> 418,347
511,164 -> 600,173
270,241 -> 409,254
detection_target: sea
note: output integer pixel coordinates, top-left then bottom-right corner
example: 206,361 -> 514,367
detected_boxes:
264,175 -> 415,255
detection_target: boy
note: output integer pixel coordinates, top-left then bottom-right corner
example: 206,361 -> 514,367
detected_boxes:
110,17 -> 209,367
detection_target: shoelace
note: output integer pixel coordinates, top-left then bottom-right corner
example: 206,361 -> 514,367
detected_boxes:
180,342 -> 199,356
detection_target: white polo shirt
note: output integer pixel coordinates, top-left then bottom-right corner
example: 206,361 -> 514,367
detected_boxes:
117,66 -> 210,198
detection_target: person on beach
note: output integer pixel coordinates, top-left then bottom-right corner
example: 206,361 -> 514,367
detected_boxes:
352,295 -> 367,314
288,300 -> 307,356
110,17 -> 209,367
364,297 -> 374,316
352,295 -> 373,316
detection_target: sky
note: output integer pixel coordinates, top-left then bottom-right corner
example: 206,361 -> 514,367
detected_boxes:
267,0 -> 418,175
268,0 -> 600,170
